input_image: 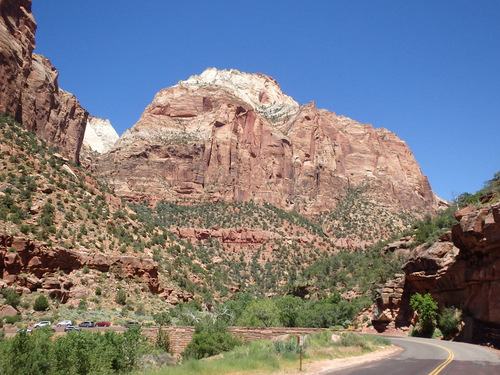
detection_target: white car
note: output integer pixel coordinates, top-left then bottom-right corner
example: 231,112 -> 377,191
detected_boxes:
56,320 -> 73,327
34,321 -> 51,328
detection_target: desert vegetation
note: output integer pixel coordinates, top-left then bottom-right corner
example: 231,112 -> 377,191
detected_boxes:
1,113 -> 498,370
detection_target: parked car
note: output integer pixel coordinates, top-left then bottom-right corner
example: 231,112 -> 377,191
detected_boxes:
78,321 -> 95,328
16,328 -> 32,334
34,321 -> 51,328
64,326 -> 81,332
124,321 -> 139,328
95,321 -> 110,327
56,320 -> 73,327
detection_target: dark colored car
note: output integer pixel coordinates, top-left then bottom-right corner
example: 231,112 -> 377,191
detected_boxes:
78,321 -> 95,328
64,326 -> 81,332
95,321 -> 110,327
124,321 -> 139,328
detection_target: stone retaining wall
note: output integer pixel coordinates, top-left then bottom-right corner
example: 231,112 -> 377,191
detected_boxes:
142,326 -> 338,355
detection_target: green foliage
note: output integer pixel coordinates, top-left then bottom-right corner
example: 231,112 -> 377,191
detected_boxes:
0,326 -> 53,375
276,295 -> 304,327
412,209 -> 457,247
156,327 -> 171,352
1,288 -> 20,309
438,307 -> 462,339
410,293 -> 438,337
162,340 -> 280,375
295,299 -> 356,328
115,289 -> 127,305
273,338 -> 299,354
33,294 -> 49,312
237,299 -> 281,327
338,331 -> 369,349
4,315 -> 21,324
154,311 -> 172,326
0,322 -> 151,375
457,170 -> 500,206
298,244 -> 405,296
183,317 -> 242,359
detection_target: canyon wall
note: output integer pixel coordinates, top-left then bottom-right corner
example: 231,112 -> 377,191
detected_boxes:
0,0 -> 88,163
372,203 -> 500,345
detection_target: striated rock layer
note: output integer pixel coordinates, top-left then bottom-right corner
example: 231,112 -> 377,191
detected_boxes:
0,0 -> 88,163
0,234 -> 160,300
372,203 -> 500,345
95,68 -> 441,214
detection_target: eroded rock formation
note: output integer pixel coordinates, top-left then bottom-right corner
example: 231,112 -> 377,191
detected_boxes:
0,0 -> 88,163
0,234 -> 159,300
371,203 -> 500,345
95,68 -> 441,215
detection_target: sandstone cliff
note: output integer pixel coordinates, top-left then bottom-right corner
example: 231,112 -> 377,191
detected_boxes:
0,234 -> 159,300
0,0 -> 88,163
82,116 -> 119,154
371,203 -> 500,345
95,68 -> 441,216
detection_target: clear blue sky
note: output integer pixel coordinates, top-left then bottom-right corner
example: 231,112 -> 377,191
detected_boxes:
32,1 -> 499,201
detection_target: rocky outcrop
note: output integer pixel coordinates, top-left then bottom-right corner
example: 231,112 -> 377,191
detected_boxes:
95,68 -> 441,215
83,116 -> 119,154
172,227 -> 281,245
0,0 -> 88,163
371,203 -> 500,345
0,234 -> 160,300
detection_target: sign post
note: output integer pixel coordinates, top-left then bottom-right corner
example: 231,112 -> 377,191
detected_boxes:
298,335 -> 304,371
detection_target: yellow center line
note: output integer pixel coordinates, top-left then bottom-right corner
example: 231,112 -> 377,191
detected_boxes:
402,338 -> 455,375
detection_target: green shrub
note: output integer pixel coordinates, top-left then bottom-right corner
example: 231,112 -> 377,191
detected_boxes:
237,299 -> 281,327
2,288 -> 20,308
4,315 -> 21,324
33,294 -> 49,312
0,322 -> 151,375
156,327 -> 171,352
183,317 -> 242,359
154,311 -> 172,326
115,289 -> 127,305
338,332 -> 369,349
307,330 -> 335,347
364,334 -> 391,346
273,338 -> 299,354
438,307 -> 462,339
410,293 -> 438,337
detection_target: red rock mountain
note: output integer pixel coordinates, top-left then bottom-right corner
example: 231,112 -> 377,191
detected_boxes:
95,68 -> 442,214
0,0 -> 88,163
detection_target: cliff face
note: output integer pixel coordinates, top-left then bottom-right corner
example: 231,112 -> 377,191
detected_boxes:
82,116 -> 119,154
0,234 -> 160,300
372,203 -> 500,344
0,0 -> 88,163
95,68 -> 440,214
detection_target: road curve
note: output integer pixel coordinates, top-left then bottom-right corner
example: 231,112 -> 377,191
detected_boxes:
324,336 -> 500,375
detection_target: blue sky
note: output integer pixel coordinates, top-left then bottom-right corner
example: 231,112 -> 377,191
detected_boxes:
32,1 -> 499,201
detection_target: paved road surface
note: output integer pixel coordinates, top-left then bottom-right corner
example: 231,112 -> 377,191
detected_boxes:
4,325 -> 125,336
325,337 -> 500,375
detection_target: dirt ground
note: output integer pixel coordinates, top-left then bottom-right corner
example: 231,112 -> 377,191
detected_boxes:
279,345 -> 404,375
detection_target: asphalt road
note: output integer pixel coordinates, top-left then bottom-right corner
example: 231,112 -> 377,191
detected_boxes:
326,337 -> 500,375
4,325 -> 126,336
